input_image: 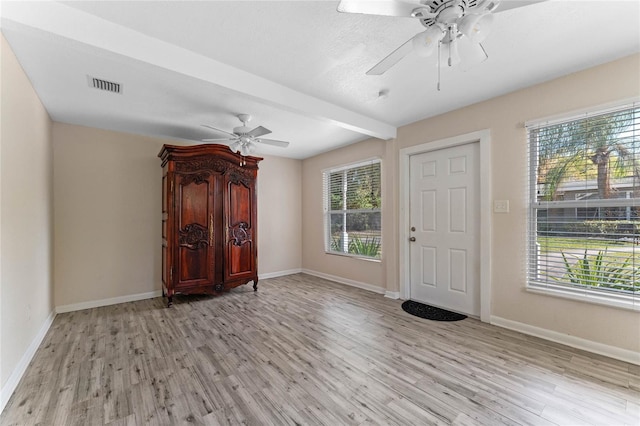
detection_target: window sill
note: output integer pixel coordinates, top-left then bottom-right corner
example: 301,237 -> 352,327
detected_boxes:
526,284 -> 640,312
324,251 -> 382,263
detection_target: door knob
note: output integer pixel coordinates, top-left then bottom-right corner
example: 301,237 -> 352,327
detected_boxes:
409,237 -> 416,242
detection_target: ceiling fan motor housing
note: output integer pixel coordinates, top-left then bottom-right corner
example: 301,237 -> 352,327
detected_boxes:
233,126 -> 252,135
419,0 -> 480,28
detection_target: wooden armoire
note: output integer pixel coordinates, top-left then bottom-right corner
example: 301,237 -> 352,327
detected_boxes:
158,144 -> 262,307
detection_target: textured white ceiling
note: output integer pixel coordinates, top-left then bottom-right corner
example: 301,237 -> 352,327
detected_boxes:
2,1 -> 639,159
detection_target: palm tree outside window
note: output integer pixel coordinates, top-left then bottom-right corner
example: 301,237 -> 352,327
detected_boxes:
527,103 -> 640,308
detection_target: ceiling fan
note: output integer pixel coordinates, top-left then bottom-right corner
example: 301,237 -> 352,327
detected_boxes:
337,0 -> 545,78
202,114 -> 290,156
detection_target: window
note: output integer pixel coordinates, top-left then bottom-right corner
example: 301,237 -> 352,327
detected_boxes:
323,159 -> 381,259
527,103 -> 640,309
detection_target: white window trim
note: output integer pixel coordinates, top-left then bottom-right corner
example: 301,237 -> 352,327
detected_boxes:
526,101 -> 640,310
323,158 -> 382,261
526,283 -> 640,312
323,250 -> 383,262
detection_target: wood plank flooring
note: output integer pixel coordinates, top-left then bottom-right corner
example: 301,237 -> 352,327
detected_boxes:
1,273 -> 638,425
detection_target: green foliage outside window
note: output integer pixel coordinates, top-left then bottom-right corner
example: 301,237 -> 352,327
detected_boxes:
555,250 -> 639,293
326,161 -> 382,259
530,105 -> 640,299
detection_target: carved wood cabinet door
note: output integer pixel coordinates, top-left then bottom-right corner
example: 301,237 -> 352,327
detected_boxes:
224,172 -> 256,283
174,172 -> 216,288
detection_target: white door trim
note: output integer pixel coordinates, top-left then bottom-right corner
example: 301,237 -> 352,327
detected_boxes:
399,130 -> 492,322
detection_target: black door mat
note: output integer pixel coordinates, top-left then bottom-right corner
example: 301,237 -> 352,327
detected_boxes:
401,300 -> 467,322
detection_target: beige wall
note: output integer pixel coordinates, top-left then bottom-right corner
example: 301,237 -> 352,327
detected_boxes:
301,54 -> 640,353
302,139 -> 390,288
53,123 -> 302,307
256,155 -> 302,276
53,124 -> 166,307
1,35 -> 54,388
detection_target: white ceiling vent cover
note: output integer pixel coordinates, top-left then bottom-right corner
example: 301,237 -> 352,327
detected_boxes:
88,76 -> 122,94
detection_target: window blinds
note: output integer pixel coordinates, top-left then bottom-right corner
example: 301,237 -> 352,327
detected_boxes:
323,160 -> 382,259
527,103 -> 640,307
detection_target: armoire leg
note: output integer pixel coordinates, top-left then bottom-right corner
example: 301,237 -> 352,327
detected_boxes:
167,295 -> 173,308
253,279 -> 258,291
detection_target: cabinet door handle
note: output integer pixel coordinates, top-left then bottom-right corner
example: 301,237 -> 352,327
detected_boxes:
209,214 -> 214,246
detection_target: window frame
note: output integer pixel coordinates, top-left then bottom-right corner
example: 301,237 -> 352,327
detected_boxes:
526,101 -> 640,311
322,158 -> 382,261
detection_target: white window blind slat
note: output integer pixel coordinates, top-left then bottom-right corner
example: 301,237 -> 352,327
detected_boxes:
527,103 -> 640,308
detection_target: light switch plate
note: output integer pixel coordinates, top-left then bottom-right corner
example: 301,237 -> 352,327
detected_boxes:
494,200 -> 510,213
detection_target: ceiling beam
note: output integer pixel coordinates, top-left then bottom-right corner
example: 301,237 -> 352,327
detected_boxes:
1,1 -> 397,140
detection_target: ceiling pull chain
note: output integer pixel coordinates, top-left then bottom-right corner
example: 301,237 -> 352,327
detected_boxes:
448,34 -> 452,66
437,40 -> 441,92
448,25 -> 456,67
479,42 -> 489,60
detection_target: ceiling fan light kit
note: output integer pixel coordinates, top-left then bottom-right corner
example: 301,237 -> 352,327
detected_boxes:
231,139 -> 256,157
336,0 -> 531,86
412,25 -> 446,57
458,12 -> 494,43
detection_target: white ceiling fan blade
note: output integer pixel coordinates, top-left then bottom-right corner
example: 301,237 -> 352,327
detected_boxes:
247,126 -> 271,138
457,39 -> 489,72
366,36 -> 414,75
202,138 -> 235,142
493,0 -> 546,13
256,139 -> 290,148
202,124 -> 237,138
337,0 -> 434,18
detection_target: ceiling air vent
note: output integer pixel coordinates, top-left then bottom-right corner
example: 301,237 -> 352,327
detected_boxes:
88,76 -> 122,94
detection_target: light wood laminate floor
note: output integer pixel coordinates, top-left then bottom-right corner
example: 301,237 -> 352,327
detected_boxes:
1,274 -> 638,425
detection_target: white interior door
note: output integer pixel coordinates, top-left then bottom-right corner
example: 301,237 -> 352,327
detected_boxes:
409,142 -> 480,316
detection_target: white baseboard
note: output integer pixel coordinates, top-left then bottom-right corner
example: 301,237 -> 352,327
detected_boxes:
301,269 -> 385,294
491,316 -> 640,366
55,271 -> 304,313
259,268 -> 302,280
384,291 -> 400,299
1,310 -> 56,414
55,290 -> 163,314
